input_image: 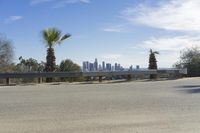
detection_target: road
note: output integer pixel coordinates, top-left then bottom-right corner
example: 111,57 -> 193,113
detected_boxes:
0,78 -> 200,133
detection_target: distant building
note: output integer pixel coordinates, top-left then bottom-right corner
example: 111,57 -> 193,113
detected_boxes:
136,65 -> 140,70
112,66 -> 115,71
102,61 -> 105,70
118,64 -> 121,71
99,64 -> 102,71
106,63 -> 112,71
129,65 -> 133,71
89,63 -> 94,71
83,61 -> 87,72
86,61 -> 89,70
94,58 -> 98,71
82,61 -> 90,72
115,63 -> 118,71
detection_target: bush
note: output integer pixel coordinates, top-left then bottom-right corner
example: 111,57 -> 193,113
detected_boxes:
59,59 -> 84,82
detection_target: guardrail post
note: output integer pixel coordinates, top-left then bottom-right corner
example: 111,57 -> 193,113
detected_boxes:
150,74 -> 157,79
6,78 -> 10,85
99,76 -> 102,82
127,74 -> 132,81
175,73 -> 182,79
38,77 -> 43,84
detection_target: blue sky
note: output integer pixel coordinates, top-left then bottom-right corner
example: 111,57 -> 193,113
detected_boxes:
1,0 -> 200,68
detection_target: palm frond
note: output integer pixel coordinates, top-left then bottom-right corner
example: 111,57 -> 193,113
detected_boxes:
149,49 -> 159,54
154,51 -> 159,54
59,34 -> 71,44
42,28 -> 61,48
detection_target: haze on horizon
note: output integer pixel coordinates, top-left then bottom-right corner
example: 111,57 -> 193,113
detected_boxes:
1,0 -> 200,68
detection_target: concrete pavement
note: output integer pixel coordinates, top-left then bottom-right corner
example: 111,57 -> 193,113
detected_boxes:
0,78 -> 200,133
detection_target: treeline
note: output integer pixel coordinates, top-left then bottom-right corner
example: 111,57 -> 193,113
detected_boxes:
174,47 -> 200,77
0,36 -> 14,72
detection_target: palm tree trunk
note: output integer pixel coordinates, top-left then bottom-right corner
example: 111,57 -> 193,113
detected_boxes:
45,48 -> 56,82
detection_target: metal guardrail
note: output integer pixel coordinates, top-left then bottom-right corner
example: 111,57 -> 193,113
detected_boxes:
0,72 -> 82,79
0,69 -> 187,85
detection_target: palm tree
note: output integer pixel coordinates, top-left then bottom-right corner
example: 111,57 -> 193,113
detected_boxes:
42,28 -> 70,82
148,49 -> 159,79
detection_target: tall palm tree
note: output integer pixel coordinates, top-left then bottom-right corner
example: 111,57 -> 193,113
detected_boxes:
148,49 -> 159,79
42,28 -> 70,82
42,28 -> 70,73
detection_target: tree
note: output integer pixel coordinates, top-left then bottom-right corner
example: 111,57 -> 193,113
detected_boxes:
60,59 -> 80,72
0,36 -> 14,72
174,47 -> 200,77
16,57 -> 45,72
42,28 -> 70,82
59,59 -> 82,82
15,57 -> 45,83
148,49 -> 159,79
42,28 -> 71,72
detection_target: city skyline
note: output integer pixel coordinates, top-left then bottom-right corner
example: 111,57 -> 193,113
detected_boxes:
82,58 -> 128,72
1,0 -> 200,68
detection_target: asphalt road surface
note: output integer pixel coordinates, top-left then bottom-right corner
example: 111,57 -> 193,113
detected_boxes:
1,78 -> 200,133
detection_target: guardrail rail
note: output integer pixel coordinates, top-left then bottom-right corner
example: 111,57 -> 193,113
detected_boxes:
0,69 -> 187,85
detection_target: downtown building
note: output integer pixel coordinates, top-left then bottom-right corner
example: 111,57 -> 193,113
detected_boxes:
82,58 -> 127,72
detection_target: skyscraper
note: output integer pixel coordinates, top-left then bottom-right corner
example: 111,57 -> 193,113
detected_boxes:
89,63 -> 94,71
136,65 -> 140,70
102,61 -> 105,71
94,58 -> 98,71
106,63 -> 112,71
99,64 -> 102,71
82,61 -> 90,72
83,61 -> 87,72
118,64 -> 121,71
86,61 -> 89,71
130,65 -> 133,71
115,63 -> 118,71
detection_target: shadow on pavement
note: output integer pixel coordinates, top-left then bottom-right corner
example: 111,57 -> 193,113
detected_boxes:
176,85 -> 200,88
176,85 -> 200,94
180,88 -> 200,94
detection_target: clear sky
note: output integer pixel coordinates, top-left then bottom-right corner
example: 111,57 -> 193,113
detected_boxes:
1,0 -> 200,68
